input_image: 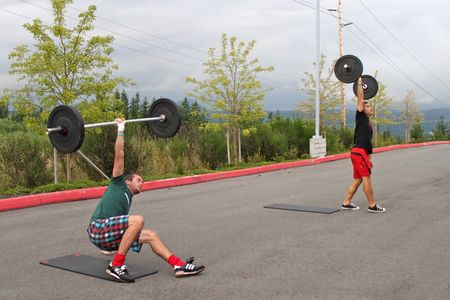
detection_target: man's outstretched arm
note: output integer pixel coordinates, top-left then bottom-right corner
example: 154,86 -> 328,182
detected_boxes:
112,118 -> 125,178
356,77 -> 364,112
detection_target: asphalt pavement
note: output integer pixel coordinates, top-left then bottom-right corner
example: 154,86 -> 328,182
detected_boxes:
1,144 -> 449,300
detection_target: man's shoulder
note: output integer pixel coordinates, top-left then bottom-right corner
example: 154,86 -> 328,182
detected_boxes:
355,110 -> 367,119
110,174 -> 125,183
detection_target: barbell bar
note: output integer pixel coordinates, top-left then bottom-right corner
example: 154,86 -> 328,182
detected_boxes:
47,115 -> 166,133
47,97 -> 181,154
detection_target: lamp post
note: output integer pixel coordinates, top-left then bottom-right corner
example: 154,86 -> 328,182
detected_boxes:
309,0 -> 327,158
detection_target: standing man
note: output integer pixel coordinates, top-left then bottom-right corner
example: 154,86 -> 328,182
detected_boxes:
87,118 -> 205,282
341,78 -> 386,213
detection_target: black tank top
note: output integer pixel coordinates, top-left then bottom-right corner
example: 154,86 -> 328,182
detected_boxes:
353,110 -> 373,154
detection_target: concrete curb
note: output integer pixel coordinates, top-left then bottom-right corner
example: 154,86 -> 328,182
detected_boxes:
1,141 -> 449,212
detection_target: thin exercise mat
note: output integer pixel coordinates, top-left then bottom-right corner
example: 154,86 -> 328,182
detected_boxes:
40,253 -> 158,282
264,203 -> 340,214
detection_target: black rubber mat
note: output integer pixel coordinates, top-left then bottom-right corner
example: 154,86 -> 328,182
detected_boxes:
264,203 -> 340,214
40,253 -> 158,282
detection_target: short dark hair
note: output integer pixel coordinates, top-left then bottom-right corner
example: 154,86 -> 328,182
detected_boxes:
125,173 -> 137,182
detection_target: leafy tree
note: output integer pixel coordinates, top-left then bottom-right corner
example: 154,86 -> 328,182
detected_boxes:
432,115 -> 449,141
121,90 -> 130,118
179,98 -> 208,141
410,121 -> 425,142
4,0 -> 132,182
399,90 -> 423,143
114,89 -> 130,118
186,33 -> 274,164
5,0 -> 131,131
296,53 -> 340,133
368,73 -> 395,147
0,93 -> 9,118
129,92 -> 141,119
141,96 -> 150,118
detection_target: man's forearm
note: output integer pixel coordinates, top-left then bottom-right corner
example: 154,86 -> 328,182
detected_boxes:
112,119 -> 125,177
115,121 -> 125,157
115,132 -> 124,157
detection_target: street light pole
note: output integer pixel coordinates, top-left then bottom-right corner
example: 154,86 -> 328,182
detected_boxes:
309,0 -> 327,158
315,0 -> 320,137
338,0 -> 346,128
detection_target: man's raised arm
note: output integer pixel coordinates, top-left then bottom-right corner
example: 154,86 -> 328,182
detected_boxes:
356,77 -> 365,112
112,118 -> 125,178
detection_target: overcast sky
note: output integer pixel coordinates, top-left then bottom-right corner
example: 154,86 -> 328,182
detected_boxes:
1,0 -> 449,110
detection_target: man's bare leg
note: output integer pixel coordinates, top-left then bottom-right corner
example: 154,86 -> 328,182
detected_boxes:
342,178 -> 362,206
139,228 -> 206,277
361,176 -> 376,208
139,229 -> 173,260
117,215 -> 145,255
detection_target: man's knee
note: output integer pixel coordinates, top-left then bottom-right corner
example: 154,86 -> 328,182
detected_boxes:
349,179 -> 362,192
129,215 -> 145,229
362,176 -> 372,184
140,229 -> 160,243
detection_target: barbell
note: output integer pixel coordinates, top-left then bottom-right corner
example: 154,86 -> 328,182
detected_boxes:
334,54 -> 379,100
47,98 -> 181,154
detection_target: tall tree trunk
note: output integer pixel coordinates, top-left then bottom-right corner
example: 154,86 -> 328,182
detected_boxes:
373,102 -> 378,147
405,127 -> 411,144
66,154 -> 72,182
238,127 -> 242,163
230,123 -> 239,165
374,124 -> 378,148
226,128 -> 230,164
54,148 -> 58,184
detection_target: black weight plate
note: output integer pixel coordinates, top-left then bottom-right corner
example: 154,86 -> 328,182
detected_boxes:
47,105 -> 85,154
334,55 -> 363,83
146,98 -> 181,138
353,74 -> 379,100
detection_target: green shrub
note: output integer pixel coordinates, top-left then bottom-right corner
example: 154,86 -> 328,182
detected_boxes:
31,180 -> 105,194
242,124 -> 288,162
2,186 -> 32,196
0,119 -> 26,133
339,127 -> 354,149
0,132 -> 52,191
198,128 -> 227,169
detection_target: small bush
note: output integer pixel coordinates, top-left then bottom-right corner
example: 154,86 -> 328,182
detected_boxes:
0,119 -> 26,134
198,128 -> 227,169
0,131 -> 52,191
31,180 -> 105,194
2,186 -> 32,197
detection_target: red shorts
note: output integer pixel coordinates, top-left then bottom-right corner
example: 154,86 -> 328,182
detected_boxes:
351,147 -> 372,179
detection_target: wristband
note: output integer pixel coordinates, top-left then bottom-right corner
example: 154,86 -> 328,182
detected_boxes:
117,123 -> 125,133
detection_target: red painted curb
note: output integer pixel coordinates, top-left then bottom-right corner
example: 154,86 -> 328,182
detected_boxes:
1,141 -> 449,212
373,141 -> 450,153
39,187 -> 106,205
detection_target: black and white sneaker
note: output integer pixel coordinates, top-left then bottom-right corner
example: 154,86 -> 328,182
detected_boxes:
106,263 -> 135,283
368,204 -> 386,213
174,257 -> 205,277
341,203 -> 360,210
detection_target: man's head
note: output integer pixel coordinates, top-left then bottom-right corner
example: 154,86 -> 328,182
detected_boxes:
125,173 -> 143,195
363,101 -> 373,116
